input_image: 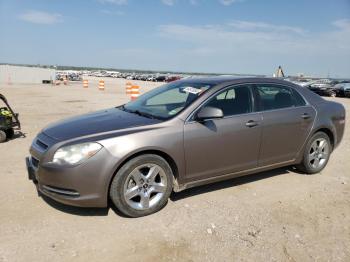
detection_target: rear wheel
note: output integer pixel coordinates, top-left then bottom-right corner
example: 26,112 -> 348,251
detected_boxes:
296,132 -> 331,174
0,130 -> 7,143
110,154 -> 173,217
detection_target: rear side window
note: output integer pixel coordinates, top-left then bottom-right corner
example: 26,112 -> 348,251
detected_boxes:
205,85 -> 252,116
255,84 -> 305,111
291,88 -> 307,106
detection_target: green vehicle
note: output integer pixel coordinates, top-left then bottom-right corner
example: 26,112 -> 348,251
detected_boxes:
0,94 -> 21,142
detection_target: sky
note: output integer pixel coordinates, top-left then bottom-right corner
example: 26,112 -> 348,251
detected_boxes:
0,0 -> 350,78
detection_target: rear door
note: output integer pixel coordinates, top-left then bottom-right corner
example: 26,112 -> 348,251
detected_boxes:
254,84 -> 316,166
183,85 -> 262,181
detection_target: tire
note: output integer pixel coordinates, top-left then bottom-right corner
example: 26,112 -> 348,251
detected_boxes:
296,132 -> 332,174
110,154 -> 174,217
5,128 -> 14,139
329,91 -> 336,97
0,130 -> 7,143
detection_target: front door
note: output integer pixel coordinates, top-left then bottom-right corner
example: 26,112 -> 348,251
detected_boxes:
183,85 -> 263,182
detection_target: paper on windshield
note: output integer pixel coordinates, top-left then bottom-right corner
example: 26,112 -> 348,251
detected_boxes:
182,86 -> 202,95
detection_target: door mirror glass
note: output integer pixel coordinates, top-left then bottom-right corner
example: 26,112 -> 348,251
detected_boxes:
196,106 -> 224,121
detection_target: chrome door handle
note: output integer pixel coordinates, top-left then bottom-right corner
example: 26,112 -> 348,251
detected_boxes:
246,120 -> 258,128
301,113 -> 310,119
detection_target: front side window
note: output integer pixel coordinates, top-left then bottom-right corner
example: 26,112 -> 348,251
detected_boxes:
205,85 -> 252,117
256,84 -> 304,111
122,81 -> 213,120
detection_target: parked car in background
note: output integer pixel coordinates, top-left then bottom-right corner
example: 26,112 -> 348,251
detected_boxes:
147,75 -> 157,81
166,75 -> 182,82
140,75 -> 149,81
155,75 -> 167,82
333,83 -> 350,97
27,77 -> 345,217
68,74 -> 82,81
126,75 -> 136,80
343,84 -> 350,97
289,79 -> 315,87
307,79 -> 339,97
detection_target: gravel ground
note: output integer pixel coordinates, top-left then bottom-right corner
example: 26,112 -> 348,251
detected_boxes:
0,78 -> 349,262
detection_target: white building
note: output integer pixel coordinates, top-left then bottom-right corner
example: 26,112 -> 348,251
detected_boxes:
0,65 -> 56,84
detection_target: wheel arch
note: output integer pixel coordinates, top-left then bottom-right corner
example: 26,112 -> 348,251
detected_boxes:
107,149 -> 180,198
296,125 -> 335,164
312,127 -> 335,149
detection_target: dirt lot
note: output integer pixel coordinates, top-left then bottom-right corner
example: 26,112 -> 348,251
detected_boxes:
0,78 -> 349,262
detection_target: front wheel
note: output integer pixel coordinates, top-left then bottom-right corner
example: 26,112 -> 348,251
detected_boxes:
296,132 -> 332,174
110,154 -> 173,217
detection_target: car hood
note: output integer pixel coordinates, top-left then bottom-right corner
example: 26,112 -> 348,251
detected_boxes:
43,108 -> 161,141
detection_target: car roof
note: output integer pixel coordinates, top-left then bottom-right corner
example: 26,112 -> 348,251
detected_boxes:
179,76 -> 296,86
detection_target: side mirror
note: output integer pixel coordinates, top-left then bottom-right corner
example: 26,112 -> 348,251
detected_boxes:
196,106 -> 224,121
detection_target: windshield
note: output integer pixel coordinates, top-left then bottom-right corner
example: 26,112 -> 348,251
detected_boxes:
121,81 -> 213,120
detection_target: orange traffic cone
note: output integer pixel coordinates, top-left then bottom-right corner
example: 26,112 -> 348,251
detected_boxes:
83,79 -> 88,88
126,82 -> 132,96
130,85 -> 140,100
99,80 -> 105,91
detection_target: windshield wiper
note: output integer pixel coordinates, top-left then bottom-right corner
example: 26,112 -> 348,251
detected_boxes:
119,105 -> 128,111
119,105 -> 136,114
120,105 -> 163,120
133,110 -> 158,119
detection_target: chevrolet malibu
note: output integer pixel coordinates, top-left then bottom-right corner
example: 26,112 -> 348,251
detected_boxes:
27,77 -> 346,217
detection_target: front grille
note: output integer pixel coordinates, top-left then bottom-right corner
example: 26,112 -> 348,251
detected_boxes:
36,139 -> 48,150
42,185 -> 80,197
31,157 -> 39,168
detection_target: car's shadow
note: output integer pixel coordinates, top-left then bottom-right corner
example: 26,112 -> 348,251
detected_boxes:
39,166 -> 300,217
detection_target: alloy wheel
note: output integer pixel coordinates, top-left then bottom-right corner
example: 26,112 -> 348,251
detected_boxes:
308,138 -> 329,169
123,163 -> 167,210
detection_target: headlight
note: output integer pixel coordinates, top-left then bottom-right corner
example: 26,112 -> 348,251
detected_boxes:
53,142 -> 102,165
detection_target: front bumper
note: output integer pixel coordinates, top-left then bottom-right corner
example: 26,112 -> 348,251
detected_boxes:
26,147 -> 117,208
26,157 -> 37,182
